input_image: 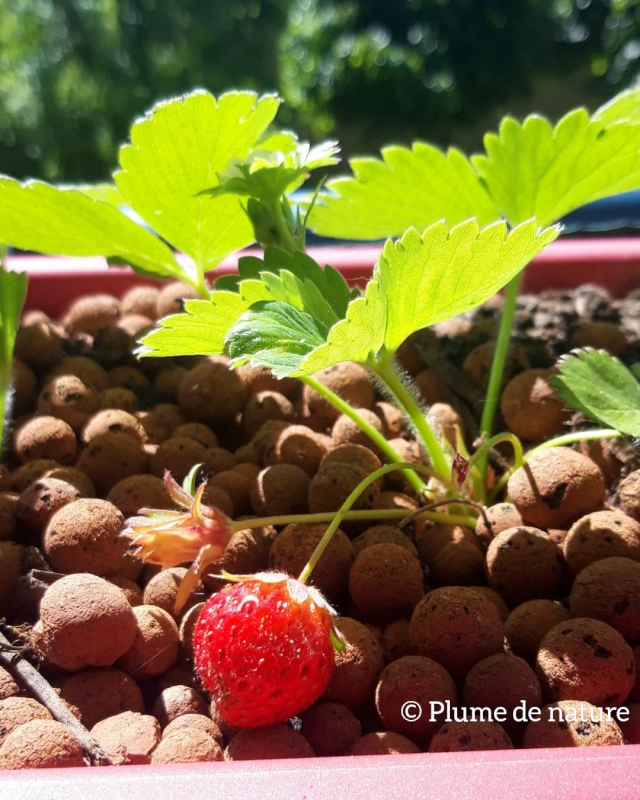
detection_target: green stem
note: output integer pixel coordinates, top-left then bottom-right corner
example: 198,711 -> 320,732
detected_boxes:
0,245 -> 9,462
478,272 -> 523,475
300,374 -> 428,494
267,196 -> 298,255
467,432 -> 524,473
373,360 -> 450,483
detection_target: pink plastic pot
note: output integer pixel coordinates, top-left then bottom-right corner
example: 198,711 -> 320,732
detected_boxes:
3,238 -> 640,798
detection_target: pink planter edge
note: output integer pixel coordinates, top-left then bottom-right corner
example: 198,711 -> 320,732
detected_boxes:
3,237 -> 640,798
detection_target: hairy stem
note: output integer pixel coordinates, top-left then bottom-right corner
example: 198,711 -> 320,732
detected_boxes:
299,374 -> 428,494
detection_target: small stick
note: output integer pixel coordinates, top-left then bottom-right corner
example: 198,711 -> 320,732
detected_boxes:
0,628 -> 113,766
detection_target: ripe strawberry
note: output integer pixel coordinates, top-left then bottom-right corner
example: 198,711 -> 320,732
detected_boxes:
193,572 -> 337,727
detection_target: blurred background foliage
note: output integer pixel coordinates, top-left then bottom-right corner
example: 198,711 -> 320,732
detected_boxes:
2,0 -> 640,181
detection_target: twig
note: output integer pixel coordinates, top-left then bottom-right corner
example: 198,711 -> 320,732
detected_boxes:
0,627 -> 113,766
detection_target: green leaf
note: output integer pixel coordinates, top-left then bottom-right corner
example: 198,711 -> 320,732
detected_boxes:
226,301 -> 327,377
0,178 -> 183,281
0,265 -> 27,458
307,144 -> 500,240
472,109 -> 640,226
593,90 -> 640,126
116,90 -> 281,273
76,183 -> 128,207
301,220 -> 559,373
137,293 -> 251,358
552,349 -> 640,437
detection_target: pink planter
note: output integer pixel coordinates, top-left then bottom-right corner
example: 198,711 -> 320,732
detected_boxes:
3,238 -> 640,798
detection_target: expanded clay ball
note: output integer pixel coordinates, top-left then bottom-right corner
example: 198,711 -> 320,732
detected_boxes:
0,719 -> 84,769
178,358 -> 247,426
152,685 -> 208,729
151,728 -> 223,764
38,574 -> 137,670
117,605 -> 180,680
504,600 -> 572,662
149,437 -> 210,483
0,697 -> 52,746
241,391 -> 295,441
14,322 -> 64,370
570,557 -> 640,641
91,711 -> 161,765
0,541 -> 25,615
236,364 -> 298,397
308,462 -> 381,517
323,617 -> 384,708
463,654 -> 542,741
475,503 -> 524,549
163,714 -> 224,747
272,424 -> 329,476
410,587 -> 504,678
201,484 -> 234,517
0,669 -> 18,702
570,321 -> 627,355
57,667 -> 144,729
428,539 -> 487,588
106,474 -> 174,518
300,702 -> 362,756
536,618 -> 635,707
352,525 -> 418,557
202,526 -> 276,592
426,403 -> 465,449
415,523 -> 482,564
209,470 -> 252,516
99,387 -> 139,413
486,526 -> 566,607
38,375 -> 99,432
206,447 -> 238,473
121,285 -> 160,319
0,492 -> 19,541
413,368 -> 447,405
224,724 -> 315,760
250,464 -> 311,516
10,459 -> 59,494
64,293 -> 120,334
154,366 -> 189,403
81,409 -> 146,444
375,655 -> 457,747
429,721 -> 513,752
507,447 -> 605,529
156,281 -> 201,318
301,363 -> 374,431
462,341 -> 530,389
179,603 -> 205,660
471,587 -> 511,623
523,700 -> 624,748
77,432 -> 147,496
117,314 -> 153,337
143,567 -> 200,620
348,543 -> 424,620
500,368 -> 568,441
320,443 -> 382,477
350,731 -> 421,755
331,409 -> 384,450
373,401 -> 407,439
44,498 -> 127,575
13,417 -> 76,464
564,510 -> 640,578
619,470 -> 640,522
269,523 -> 354,603
172,422 -> 218,449
382,619 -> 414,662
17,476 -> 88,537
47,355 -> 109,392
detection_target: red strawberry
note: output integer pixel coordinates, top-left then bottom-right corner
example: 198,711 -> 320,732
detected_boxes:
193,572 -> 337,727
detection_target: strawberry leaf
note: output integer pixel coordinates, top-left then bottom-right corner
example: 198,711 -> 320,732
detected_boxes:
226,301 -> 327,377
301,219 -> 559,373
593,89 -> 640,126
0,265 -> 28,458
116,90 -> 281,273
0,179 -> 183,281
552,349 -> 640,437
473,109 -> 640,226
308,144 -> 499,240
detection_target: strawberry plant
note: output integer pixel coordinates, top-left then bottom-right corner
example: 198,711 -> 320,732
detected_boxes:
0,247 -> 27,461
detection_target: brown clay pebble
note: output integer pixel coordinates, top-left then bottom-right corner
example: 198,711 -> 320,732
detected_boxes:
410,587 -> 504,678
382,619 -> 415,662
38,374 -> 99,432
200,484 -> 234,518
536,618 -> 635,706
463,653 -> 542,740
151,728 -> 223,763
308,461 -> 381,517
570,557 -> 640,642
81,409 -> 146,444
38,574 -> 137,670
373,401 -> 407,439
0,493 -> 18,541
206,447 -> 238,474
224,724 -> 315,760
500,368 -> 567,441
413,368 -> 447,404
152,685 -> 209,729
523,700 -> 624,748
10,459 -> 59,494
301,363 -> 374,431
269,523 -> 354,603
44,498 -> 127,576
320,443 -> 382,476
250,464 -> 311,516
65,293 -> 120,334
163,714 -> 223,746
17,477 -> 88,537
619,470 -> 640,522
486,526 -> 565,607
106,474 -> 174,518
154,367 -> 189,403
11,359 -> 37,417
425,403 -> 465,448
375,655 -> 458,747
121,285 -> 160,318
0,719 -> 84,769
429,721 -> 514,752
99,387 -> 139,413
91,711 -> 161,765
470,587 -> 511,622
504,600 -> 572,662
350,731 -> 421,755
348,543 -> 424,620
299,702 -> 362,756
507,447 -> 606,529
0,541 -> 26,615
571,321 -> 627,355
156,280 -> 201,318
14,322 -> 64,370
331,409 -> 384,450
236,364 -> 298,398
323,617 -> 384,708
209,470 -> 252,516
143,567 -> 199,619
47,355 -> 108,392
475,503 -> 524,549
242,391 -> 295,440
415,523 -> 482,564
179,603 -> 206,660
563,510 -> 640,578
13,417 -> 76,465
352,525 -> 418,557
172,422 -> 219,449
56,668 -> 144,728
202,526 -> 276,592
0,697 -> 52,746
178,358 -> 247,426
273,425 -> 329,476
117,605 -> 180,679
77,431 -> 148,496
0,667 -> 19,701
